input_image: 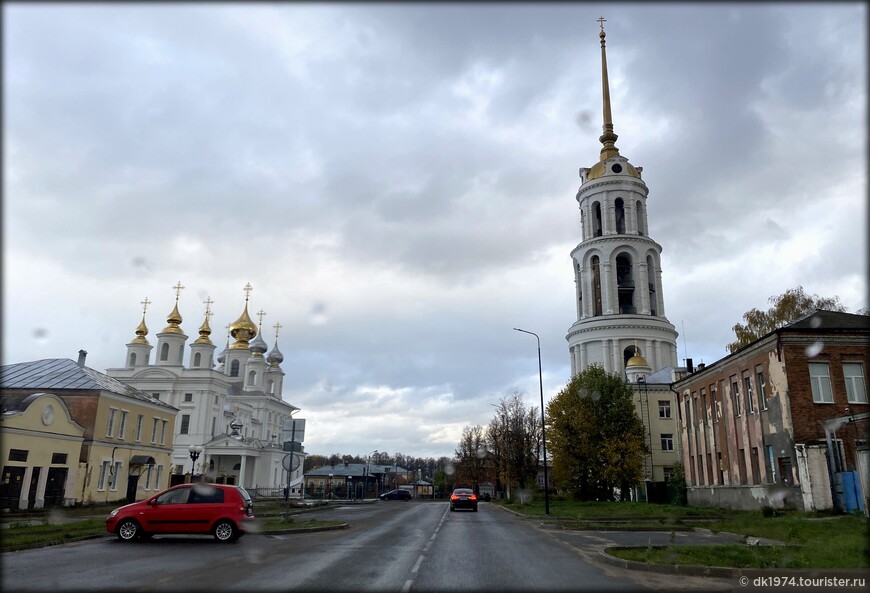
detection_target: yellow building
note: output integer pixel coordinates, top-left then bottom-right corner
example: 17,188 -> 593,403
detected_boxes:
1,353 -> 178,507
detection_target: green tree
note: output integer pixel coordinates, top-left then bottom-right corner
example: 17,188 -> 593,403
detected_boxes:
546,365 -> 647,501
485,391 -> 540,499
728,286 -> 848,352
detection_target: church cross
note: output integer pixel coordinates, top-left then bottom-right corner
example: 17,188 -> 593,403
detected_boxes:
243,282 -> 253,301
273,322 -> 282,339
172,281 -> 185,300
141,297 -> 151,315
597,16 -> 606,33
204,297 -> 214,319
257,309 -> 267,327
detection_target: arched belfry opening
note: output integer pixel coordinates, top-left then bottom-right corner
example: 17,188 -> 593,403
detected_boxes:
623,345 -> 640,368
616,252 -> 635,314
591,256 -> 602,316
646,255 -> 657,316
592,202 -> 603,237
615,198 -> 625,234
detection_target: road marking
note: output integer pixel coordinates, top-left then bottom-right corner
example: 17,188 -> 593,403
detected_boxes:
401,579 -> 412,592
411,554 -> 424,573
403,505 -> 450,592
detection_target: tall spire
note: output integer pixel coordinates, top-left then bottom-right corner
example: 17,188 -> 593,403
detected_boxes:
597,16 -> 620,161
131,296 -> 151,344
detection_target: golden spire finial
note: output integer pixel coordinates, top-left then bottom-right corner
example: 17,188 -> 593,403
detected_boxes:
132,296 -> 151,344
597,16 -> 620,161
243,282 -> 253,302
173,281 -> 185,301
163,282 -> 184,334
195,296 -> 214,345
141,297 -> 152,315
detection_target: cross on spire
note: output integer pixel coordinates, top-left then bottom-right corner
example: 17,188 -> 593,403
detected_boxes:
257,309 -> 267,328
172,281 -> 185,301
243,282 -> 253,301
273,322 -> 282,339
141,297 -> 151,315
204,297 -> 214,320
597,16 -> 606,33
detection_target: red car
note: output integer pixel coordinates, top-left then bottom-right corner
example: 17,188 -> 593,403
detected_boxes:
106,483 -> 254,542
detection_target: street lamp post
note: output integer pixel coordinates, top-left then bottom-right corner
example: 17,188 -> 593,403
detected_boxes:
513,328 -> 550,515
188,445 -> 203,481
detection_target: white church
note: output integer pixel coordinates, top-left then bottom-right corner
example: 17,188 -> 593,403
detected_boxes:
107,282 -> 306,495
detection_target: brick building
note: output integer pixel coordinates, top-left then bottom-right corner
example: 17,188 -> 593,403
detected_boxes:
672,310 -> 869,513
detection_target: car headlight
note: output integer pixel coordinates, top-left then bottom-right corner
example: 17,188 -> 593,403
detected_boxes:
108,509 -> 119,518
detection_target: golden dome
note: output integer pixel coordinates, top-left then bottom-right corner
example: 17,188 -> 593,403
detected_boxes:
229,303 -> 257,349
131,316 -> 149,345
585,158 -> 642,182
194,315 -> 213,345
161,302 -> 185,335
626,343 -> 649,368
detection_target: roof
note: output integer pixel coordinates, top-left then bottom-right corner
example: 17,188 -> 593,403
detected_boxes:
782,309 -> 870,332
0,358 -> 178,411
305,463 -> 410,478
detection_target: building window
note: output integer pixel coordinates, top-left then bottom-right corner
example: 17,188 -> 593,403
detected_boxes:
119,411 -> 128,440
160,420 -> 168,444
160,343 -> 169,361
193,352 -> 201,367
744,376 -> 754,414
662,467 -> 673,481
844,363 -> 867,404
230,360 -> 240,377
128,353 -> 136,367
107,408 -> 117,436
184,393 -> 193,402
145,465 -> 153,490
151,418 -> 159,443
135,415 -> 144,442
691,393 -> 699,427
8,449 -> 28,462
51,453 -> 68,464
700,390 -> 708,425
152,393 -> 160,400
155,464 -> 163,490
710,385 -> 719,422
661,434 -> 674,451
731,377 -> 742,416
809,363 -> 834,403
111,461 -> 122,491
98,460 -> 111,490
659,399 -> 671,418
211,416 -> 216,437
180,414 -> 190,435
755,365 -> 767,410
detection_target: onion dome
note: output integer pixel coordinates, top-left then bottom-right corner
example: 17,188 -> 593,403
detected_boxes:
194,297 -> 215,345
162,282 -> 186,334
626,344 -> 649,368
229,283 -> 257,350
267,342 -> 284,366
249,331 -> 268,357
131,315 -> 149,345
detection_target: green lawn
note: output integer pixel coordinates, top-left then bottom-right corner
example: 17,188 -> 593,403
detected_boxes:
498,499 -> 869,569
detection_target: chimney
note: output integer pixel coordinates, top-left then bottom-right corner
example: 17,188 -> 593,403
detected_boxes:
686,358 -> 694,374
77,350 -> 88,367
697,363 -> 706,371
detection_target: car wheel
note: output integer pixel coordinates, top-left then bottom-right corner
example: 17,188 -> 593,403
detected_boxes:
117,519 -> 140,542
213,520 -> 237,542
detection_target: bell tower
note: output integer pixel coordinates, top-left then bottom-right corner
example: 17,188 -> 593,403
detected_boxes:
566,19 -> 678,377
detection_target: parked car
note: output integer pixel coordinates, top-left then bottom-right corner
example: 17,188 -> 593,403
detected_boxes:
106,483 -> 254,542
449,488 -> 478,512
379,489 -> 412,501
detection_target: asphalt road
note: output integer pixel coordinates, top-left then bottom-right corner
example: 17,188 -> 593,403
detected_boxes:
0,501 -> 731,592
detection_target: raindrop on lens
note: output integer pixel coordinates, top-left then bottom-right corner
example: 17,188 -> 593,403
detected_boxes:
805,342 -> 824,358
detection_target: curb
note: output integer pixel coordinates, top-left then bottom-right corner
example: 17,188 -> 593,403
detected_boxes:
259,523 -> 349,535
598,545 -> 735,578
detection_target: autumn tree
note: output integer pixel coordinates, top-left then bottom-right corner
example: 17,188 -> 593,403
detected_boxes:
546,365 -> 646,501
728,286 -> 848,352
485,391 -> 541,499
454,424 -> 487,490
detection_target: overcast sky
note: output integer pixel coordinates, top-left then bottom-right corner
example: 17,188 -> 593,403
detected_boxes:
4,3 -> 867,460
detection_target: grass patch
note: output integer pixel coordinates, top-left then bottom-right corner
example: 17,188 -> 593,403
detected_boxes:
612,544 -> 808,569
497,499 -> 724,519
1,519 -> 106,550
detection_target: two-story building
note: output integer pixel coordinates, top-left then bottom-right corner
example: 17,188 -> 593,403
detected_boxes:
672,310 -> 869,513
1,352 -> 178,508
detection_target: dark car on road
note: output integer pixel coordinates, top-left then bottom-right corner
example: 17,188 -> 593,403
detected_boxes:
106,483 -> 254,542
449,488 -> 478,512
379,489 -> 412,501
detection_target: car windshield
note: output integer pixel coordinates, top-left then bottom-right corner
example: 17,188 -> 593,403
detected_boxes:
453,489 -> 473,495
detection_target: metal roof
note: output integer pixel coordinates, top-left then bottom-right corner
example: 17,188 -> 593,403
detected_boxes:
305,463 -> 410,478
0,358 -> 178,411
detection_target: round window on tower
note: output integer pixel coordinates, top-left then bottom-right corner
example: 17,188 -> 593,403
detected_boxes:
611,163 -> 623,173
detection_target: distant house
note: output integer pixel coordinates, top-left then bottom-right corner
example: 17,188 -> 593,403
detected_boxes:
303,463 -> 411,499
1,353 -> 178,507
672,311 -> 869,513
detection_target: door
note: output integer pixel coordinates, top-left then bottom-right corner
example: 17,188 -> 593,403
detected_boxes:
140,486 -> 192,533
0,467 -> 26,510
126,474 -> 140,503
44,468 -> 68,507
